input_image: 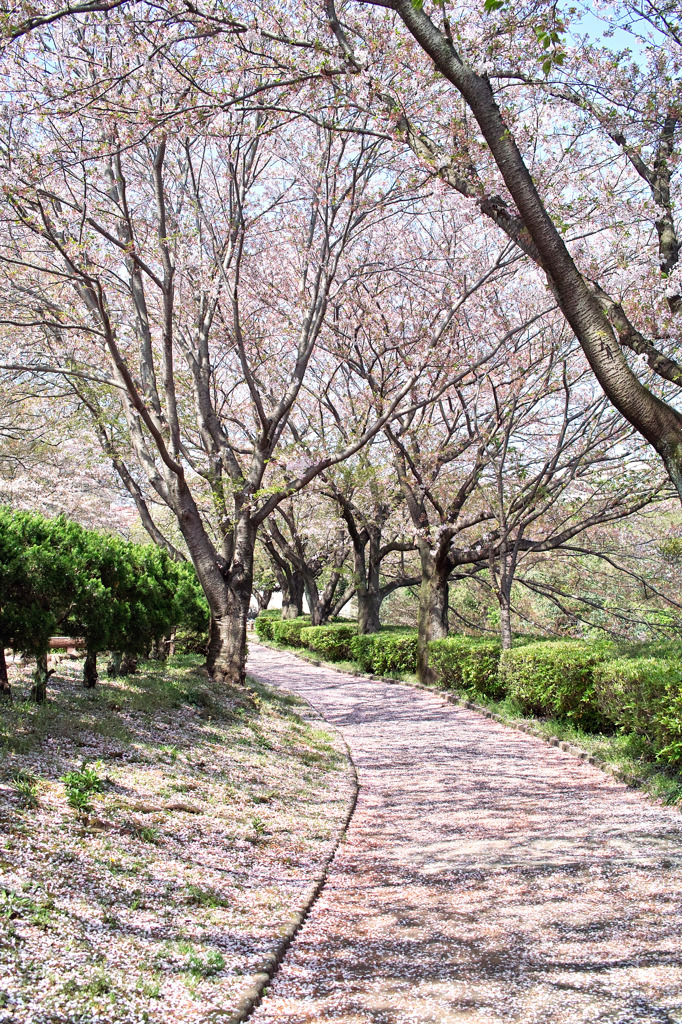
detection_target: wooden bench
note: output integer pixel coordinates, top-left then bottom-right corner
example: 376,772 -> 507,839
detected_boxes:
49,637 -> 85,653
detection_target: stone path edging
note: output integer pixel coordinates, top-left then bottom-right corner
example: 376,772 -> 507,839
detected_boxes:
252,638 -> 660,804
215,678 -> 359,1024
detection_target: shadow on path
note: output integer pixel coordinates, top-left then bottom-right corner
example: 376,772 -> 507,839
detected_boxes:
247,645 -> 682,1024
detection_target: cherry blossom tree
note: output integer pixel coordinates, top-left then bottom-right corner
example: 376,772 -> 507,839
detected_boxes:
263,495 -> 355,625
0,34 -> 490,685
309,0 -> 682,503
385,306 -> 668,678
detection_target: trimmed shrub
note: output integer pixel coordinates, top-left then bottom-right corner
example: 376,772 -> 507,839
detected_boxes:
594,656 -> 682,765
371,631 -> 418,676
428,636 -> 505,698
499,640 -> 614,731
348,627 -> 418,675
270,616 -> 310,647
349,633 -> 377,672
254,611 -> 281,641
653,689 -> 682,767
299,624 -> 357,662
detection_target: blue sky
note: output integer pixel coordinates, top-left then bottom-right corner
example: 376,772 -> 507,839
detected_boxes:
567,3 -> 666,63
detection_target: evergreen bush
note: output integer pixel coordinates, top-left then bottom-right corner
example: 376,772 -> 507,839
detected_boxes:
270,616 -> 310,647
0,507 -> 208,699
428,636 -> 506,698
499,639 -> 615,731
299,624 -> 357,662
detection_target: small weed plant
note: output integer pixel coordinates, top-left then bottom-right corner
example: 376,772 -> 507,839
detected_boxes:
11,768 -> 39,808
250,815 -> 267,840
184,884 -> 230,909
61,763 -> 105,813
127,822 -> 159,843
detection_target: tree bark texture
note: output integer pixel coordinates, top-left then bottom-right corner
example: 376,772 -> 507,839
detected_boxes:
0,645 -> 11,700
172,482 -> 256,687
416,544 -> 449,684
83,648 -> 98,689
499,590 -> 513,651
30,653 -> 52,703
281,572 -> 305,619
354,528 -> 383,634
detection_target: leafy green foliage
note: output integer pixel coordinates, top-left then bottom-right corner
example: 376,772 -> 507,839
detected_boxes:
61,763 -> 105,813
269,616 -> 310,647
594,657 -> 682,767
499,640 -> 615,731
428,636 -> 506,698
349,633 -> 377,672
299,624 -> 357,662
11,768 -> 39,808
0,508 -> 208,693
253,609 -> 281,641
370,631 -> 418,676
185,947 -> 225,978
347,628 -> 418,675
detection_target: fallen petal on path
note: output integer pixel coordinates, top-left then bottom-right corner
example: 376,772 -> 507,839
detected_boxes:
248,644 -> 682,1024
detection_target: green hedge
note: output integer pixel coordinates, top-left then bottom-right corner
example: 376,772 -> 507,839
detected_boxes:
269,616 -> 310,647
371,631 -> 418,676
253,610 -> 281,641
499,640 -> 614,731
347,629 -> 418,676
428,636 -> 505,699
349,633 -> 377,672
299,624 -> 357,662
594,656 -> 682,766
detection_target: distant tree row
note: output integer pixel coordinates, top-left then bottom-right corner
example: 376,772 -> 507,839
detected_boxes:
3,0 -> 682,686
0,508 -> 208,702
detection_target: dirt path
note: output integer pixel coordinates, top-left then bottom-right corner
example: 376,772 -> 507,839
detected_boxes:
246,643 -> 682,1024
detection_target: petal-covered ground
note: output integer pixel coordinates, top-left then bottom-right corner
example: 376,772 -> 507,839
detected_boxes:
248,644 -> 682,1024
0,654 -> 353,1024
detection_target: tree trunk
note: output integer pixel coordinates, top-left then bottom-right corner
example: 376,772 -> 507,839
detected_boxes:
206,587 -> 250,685
0,645 -> 11,700
357,587 -> 381,634
107,651 -> 123,677
499,591 -> 513,651
281,571 -> 304,619
30,653 -> 52,703
171,483 -> 256,687
121,652 -> 138,674
256,589 -> 273,613
152,635 -> 169,661
417,551 -> 449,684
305,575 -> 323,625
83,648 -> 98,689
355,533 -> 382,634
308,597 -> 323,626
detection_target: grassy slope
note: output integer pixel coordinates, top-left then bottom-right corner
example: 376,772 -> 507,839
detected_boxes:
0,653 -> 353,1024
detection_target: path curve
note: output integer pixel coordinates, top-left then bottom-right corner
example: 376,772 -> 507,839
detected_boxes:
247,643 -> 682,1024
